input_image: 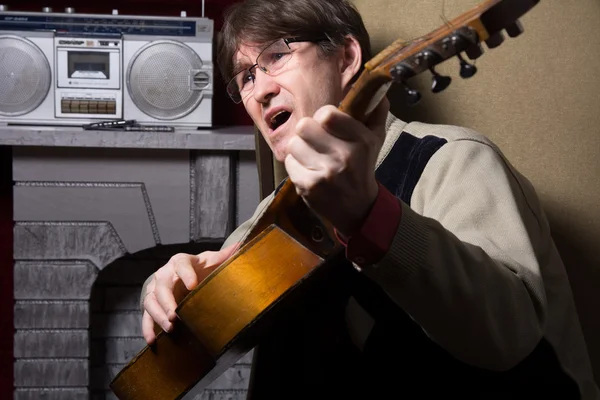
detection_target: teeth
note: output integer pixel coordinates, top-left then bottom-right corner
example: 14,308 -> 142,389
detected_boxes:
270,110 -> 286,125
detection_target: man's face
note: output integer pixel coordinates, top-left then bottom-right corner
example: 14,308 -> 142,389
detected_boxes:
234,41 -> 346,161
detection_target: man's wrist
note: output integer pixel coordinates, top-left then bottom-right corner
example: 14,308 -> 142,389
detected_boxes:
334,181 -> 380,238
334,182 -> 401,267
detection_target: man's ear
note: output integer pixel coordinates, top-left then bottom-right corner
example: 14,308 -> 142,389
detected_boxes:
340,35 -> 362,93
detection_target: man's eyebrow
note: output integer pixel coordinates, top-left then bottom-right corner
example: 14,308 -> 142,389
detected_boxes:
233,42 -> 270,73
232,60 -> 252,73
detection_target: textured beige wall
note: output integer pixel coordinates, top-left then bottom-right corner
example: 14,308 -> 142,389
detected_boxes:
351,0 -> 600,382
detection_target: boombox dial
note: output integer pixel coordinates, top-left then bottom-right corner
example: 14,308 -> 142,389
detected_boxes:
127,40 -> 209,121
0,35 -> 51,116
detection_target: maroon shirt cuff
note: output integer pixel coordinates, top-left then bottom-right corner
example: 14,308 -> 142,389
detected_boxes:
334,182 -> 402,267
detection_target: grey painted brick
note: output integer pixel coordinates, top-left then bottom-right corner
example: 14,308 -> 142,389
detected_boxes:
90,338 -> 146,365
14,261 -> 98,300
236,151 -> 260,227
205,365 -> 251,390
14,388 -> 89,400
103,338 -> 146,364
191,153 -> 234,240
14,330 -> 88,358
104,287 -> 143,311
14,301 -> 89,329
189,389 -> 248,400
13,222 -> 126,268
91,312 -> 143,338
234,350 -> 253,366
14,359 -> 89,387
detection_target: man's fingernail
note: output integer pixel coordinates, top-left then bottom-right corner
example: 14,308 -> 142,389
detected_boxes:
162,321 -> 172,332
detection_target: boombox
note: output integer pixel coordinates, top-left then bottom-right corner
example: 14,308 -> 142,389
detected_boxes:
0,6 -> 213,127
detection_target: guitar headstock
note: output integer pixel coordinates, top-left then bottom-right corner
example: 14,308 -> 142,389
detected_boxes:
339,0 -> 540,120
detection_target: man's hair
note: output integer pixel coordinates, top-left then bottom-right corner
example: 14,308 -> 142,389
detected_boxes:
217,0 -> 372,82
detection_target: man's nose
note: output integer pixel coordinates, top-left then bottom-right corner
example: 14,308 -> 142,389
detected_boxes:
252,69 -> 279,103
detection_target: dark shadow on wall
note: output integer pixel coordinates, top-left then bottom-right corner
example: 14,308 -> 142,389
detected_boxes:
548,219 -> 600,383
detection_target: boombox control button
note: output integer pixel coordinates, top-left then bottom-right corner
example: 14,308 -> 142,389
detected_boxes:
61,100 -> 70,113
59,99 -> 116,114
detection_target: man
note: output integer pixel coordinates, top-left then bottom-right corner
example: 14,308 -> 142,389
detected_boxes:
140,0 -> 599,398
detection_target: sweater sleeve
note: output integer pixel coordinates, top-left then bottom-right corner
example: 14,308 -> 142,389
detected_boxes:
363,137 -> 550,371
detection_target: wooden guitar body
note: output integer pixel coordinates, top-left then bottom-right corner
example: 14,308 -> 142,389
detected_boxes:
110,0 -> 539,398
111,180 -> 342,399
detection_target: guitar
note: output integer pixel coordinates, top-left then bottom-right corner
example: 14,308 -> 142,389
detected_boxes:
110,0 -> 539,398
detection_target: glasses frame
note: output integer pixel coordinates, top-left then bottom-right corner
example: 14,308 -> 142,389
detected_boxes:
226,36 -> 328,104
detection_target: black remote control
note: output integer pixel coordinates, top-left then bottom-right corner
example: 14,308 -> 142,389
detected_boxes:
82,120 -> 136,130
123,126 -> 175,132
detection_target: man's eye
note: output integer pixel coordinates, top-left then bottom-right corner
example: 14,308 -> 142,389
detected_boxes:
237,71 -> 255,88
243,72 -> 255,83
265,51 -> 290,65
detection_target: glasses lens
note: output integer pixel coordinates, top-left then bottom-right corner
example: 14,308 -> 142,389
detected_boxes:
227,68 -> 255,103
258,39 -> 293,74
226,38 -> 299,103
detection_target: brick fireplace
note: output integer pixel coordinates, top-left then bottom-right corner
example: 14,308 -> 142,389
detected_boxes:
6,128 -> 259,399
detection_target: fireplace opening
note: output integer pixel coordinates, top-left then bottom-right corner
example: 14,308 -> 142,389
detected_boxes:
89,242 -> 252,400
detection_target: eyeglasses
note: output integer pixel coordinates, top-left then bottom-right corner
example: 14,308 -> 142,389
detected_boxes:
226,36 -> 327,104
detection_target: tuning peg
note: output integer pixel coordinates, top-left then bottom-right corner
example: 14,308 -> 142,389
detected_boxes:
485,31 -> 505,49
400,82 -> 421,106
506,20 -> 524,38
430,67 -> 452,93
457,54 -> 477,78
465,43 -> 484,60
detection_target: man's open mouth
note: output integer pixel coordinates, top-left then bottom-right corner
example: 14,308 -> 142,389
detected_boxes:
269,110 -> 291,131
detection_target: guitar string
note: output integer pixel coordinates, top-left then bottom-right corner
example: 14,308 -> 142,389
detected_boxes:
440,0 -> 478,68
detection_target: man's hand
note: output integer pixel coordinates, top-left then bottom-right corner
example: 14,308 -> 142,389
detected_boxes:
142,243 -> 238,344
284,98 -> 389,237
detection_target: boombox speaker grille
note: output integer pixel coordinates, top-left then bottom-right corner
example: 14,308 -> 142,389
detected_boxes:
0,35 -> 51,116
127,40 -> 208,120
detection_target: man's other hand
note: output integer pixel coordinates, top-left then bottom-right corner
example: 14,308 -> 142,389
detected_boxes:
141,243 -> 238,344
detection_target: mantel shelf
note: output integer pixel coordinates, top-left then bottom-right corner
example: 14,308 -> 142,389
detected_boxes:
0,124 -> 256,151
